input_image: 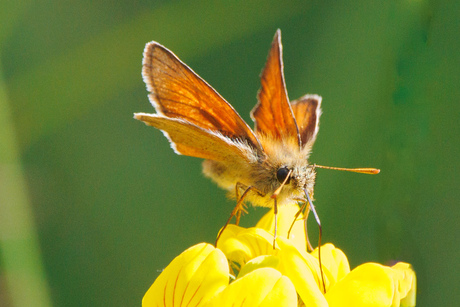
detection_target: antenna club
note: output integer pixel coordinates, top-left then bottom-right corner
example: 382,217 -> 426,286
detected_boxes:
313,164 -> 380,175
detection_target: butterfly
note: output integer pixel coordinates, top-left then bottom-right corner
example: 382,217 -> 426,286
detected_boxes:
135,29 -> 379,252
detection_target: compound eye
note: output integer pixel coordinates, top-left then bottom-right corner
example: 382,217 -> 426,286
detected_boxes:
276,167 -> 291,184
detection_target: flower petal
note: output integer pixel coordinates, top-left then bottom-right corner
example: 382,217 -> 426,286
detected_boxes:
217,225 -> 276,268
259,275 -> 297,307
277,237 -> 328,307
204,268 -> 297,307
143,243 -> 229,307
325,262 -> 417,307
311,243 -> 350,287
238,255 -> 280,278
390,262 -> 417,307
256,203 -> 307,251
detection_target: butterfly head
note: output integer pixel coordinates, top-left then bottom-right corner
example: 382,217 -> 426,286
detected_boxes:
271,158 -> 317,201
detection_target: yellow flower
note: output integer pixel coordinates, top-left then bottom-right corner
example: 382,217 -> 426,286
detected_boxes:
143,203 -> 416,306
324,262 -> 416,307
142,243 -> 229,306
205,267 -> 297,307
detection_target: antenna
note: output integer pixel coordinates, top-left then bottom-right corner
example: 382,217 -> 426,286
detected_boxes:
313,164 -> 380,175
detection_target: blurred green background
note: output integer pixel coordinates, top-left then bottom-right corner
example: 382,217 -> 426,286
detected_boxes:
1,0 -> 458,306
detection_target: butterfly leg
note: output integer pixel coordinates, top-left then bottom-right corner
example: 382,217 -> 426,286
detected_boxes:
214,183 -> 263,247
291,197 -> 313,251
272,198 -> 278,249
234,182 -> 250,225
270,168 -> 293,249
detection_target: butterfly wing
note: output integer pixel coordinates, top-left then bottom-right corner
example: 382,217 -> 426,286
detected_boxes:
250,29 -> 300,146
142,42 -> 262,152
290,94 -> 322,148
134,114 -> 257,164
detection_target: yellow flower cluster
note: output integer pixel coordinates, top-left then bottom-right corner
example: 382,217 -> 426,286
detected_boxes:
143,204 -> 416,306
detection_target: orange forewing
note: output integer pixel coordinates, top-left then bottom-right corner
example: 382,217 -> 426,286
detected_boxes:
134,114 -> 253,163
251,29 -> 300,146
142,42 -> 262,152
290,95 -> 322,147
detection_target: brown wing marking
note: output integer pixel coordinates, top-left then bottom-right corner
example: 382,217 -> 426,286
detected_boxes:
290,94 -> 322,147
142,42 -> 262,152
250,29 -> 300,146
134,113 -> 256,163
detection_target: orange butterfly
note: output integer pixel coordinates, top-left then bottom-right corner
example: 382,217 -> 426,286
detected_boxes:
135,29 -> 379,250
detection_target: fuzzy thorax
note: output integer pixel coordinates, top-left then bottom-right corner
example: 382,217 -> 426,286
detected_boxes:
202,133 -> 317,208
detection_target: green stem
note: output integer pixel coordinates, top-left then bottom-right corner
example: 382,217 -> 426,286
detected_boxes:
0,60 -> 53,307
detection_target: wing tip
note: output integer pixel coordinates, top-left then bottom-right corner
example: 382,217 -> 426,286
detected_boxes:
143,41 -> 163,61
133,112 -> 157,125
133,112 -> 148,120
142,41 -> 170,89
275,28 -> 281,40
